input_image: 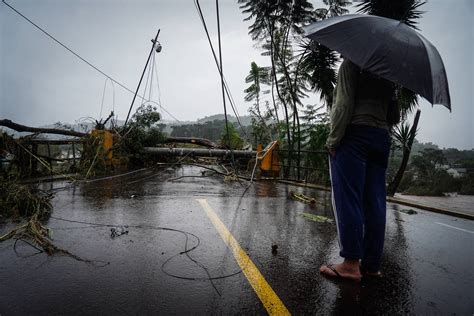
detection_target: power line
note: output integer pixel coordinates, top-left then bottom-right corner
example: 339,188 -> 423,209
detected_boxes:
2,0 -> 181,122
194,0 -> 249,140
215,0 -> 235,165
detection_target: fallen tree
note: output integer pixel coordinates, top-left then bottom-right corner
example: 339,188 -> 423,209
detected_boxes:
1,119 -> 219,148
0,119 -> 86,137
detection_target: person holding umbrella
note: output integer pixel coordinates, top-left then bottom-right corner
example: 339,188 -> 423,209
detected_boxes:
303,14 -> 450,282
320,58 -> 398,281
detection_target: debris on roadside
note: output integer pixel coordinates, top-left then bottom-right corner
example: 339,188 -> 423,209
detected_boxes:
271,244 -> 278,254
300,213 -> 333,223
289,191 -> 316,204
224,172 -> 239,182
399,209 -> 418,215
110,226 -> 129,238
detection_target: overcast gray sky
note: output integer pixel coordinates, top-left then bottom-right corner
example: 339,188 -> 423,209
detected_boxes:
1,0 -> 472,149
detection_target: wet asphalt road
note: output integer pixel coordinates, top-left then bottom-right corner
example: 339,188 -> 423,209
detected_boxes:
1,166 -> 473,315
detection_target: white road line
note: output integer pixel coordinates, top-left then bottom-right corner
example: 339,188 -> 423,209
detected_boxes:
435,222 -> 474,234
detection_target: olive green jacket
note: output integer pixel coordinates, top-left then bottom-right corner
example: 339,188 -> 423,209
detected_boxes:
326,59 -> 398,149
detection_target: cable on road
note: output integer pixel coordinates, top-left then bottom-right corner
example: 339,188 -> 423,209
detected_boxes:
49,216 -> 242,296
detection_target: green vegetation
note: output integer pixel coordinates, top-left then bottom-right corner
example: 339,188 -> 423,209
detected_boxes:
301,213 -> 333,223
220,123 -> 244,150
116,104 -> 165,153
0,180 -> 52,219
238,0 -> 348,179
78,104 -> 165,176
396,144 -> 474,196
237,0 -> 425,184
171,120 -> 228,143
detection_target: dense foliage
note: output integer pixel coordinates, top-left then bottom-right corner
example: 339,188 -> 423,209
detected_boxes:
392,143 -> 474,195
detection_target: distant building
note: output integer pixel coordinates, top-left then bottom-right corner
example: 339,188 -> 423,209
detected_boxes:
446,168 -> 467,178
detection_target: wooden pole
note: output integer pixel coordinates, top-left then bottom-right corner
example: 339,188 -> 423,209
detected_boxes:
47,143 -> 53,175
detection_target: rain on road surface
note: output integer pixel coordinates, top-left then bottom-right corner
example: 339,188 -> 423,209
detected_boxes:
1,166 -> 473,315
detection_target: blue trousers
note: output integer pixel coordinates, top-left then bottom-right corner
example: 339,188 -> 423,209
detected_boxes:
329,125 -> 391,272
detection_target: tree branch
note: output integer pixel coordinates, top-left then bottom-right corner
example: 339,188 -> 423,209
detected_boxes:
0,119 -> 87,137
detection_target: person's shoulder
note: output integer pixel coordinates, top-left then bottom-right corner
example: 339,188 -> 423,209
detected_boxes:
340,58 -> 360,78
341,58 -> 359,71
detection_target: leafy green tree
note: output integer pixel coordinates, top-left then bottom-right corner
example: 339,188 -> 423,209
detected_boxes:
244,62 -> 270,107
244,61 -> 272,141
117,104 -> 164,156
300,104 -> 330,183
249,101 -> 275,147
406,148 -> 453,195
130,104 -> 161,129
239,0 -> 317,177
239,0 -> 351,179
220,123 -> 244,150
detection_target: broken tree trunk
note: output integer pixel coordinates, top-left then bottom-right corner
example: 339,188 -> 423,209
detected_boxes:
387,109 -> 421,196
1,119 -> 220,148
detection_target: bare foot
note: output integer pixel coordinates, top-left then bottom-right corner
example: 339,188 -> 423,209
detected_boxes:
320,261 -> 362,282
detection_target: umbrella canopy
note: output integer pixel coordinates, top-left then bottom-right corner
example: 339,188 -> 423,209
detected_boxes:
303,14 -> 451,110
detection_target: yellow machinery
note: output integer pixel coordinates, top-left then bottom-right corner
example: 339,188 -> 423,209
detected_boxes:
91,129 -> 113,165
257,140 -> 280,177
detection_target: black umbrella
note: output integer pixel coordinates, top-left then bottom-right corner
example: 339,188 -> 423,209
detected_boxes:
303,14 -> 451,110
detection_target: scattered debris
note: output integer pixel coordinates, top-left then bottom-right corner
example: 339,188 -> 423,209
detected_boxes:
110,226 -> 129,238
224,172 -> 239,182
0,180 -> 52,219
271,244 -> 278,254
399,209 -> 418,215
300,213 -> 333,223
289,191 -> 316,204
0,213 -> 107,265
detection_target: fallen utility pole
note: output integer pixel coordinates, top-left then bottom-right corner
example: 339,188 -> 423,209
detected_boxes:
143,147 -> 256,158
161,137 -> 219,149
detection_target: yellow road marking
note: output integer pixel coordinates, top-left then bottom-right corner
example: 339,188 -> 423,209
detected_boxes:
197,199 -> 291,316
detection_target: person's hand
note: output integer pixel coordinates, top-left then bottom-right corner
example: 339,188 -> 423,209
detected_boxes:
328,148 -> 336,157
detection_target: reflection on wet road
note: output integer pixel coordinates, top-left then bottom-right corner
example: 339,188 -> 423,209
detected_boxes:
1,166 -> 473,315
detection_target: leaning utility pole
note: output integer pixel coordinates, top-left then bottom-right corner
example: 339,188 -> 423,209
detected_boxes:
124,29 -> 161,127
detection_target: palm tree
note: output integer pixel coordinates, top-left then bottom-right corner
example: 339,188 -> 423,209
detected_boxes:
323,0 -> 351,18
299,40 -> 339,106
357,0 -> 425,30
